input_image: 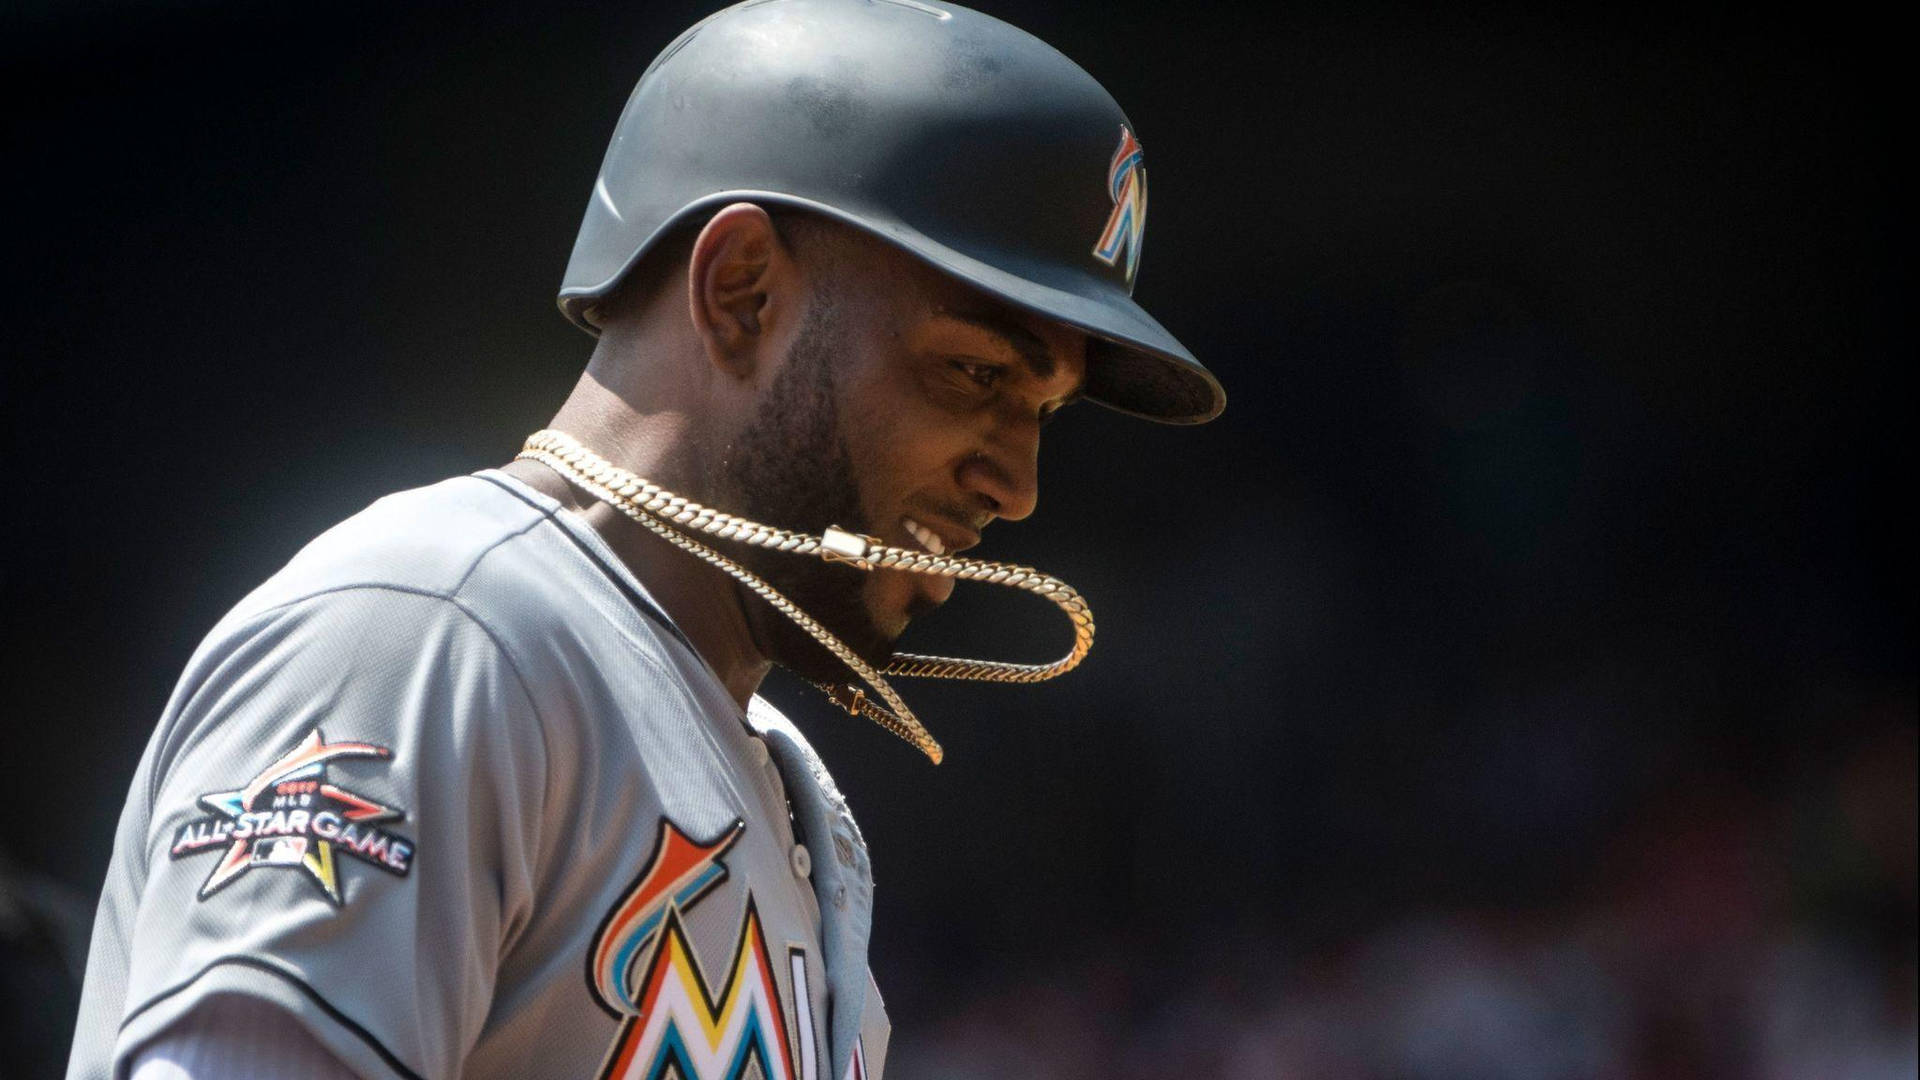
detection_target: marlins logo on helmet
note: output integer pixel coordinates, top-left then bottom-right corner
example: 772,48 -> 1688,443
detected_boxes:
1092,124 -> 1147,285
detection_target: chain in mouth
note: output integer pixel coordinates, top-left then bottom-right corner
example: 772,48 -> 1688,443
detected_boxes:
520,428 -> 1094,765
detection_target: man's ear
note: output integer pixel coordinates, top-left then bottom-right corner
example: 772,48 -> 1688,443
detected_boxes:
687,203 -> 796,379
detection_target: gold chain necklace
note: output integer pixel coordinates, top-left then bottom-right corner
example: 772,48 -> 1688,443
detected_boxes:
517,429 -> 1095,764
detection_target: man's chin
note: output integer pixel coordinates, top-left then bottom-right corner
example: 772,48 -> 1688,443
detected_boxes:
903,586 -> 948,621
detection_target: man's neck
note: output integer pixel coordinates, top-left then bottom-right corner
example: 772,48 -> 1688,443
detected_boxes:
499,449 -> 772,711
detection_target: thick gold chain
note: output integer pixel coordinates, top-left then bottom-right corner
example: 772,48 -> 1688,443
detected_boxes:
516,429 -> 1095,764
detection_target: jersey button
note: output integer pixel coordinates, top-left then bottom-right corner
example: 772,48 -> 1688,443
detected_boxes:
790,843 -> 812,880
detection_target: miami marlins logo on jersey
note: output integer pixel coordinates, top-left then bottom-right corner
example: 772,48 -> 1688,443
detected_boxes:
589,818 -> 810,1080
167,728 -> 413,905
1092,124 -> 1147,285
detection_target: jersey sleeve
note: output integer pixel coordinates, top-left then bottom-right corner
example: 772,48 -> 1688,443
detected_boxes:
129,992 -> 359,1080
105,586 -> 549,1080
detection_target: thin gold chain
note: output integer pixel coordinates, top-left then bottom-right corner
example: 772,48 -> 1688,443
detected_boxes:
516,428 -> 1096,764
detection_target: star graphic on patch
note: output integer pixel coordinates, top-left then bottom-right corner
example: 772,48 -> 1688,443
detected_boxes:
168,728 -> 415,905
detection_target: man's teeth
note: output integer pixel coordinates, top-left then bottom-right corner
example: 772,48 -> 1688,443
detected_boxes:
903,517 -> 947,555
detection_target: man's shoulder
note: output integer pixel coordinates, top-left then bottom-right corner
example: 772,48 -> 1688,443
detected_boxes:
220,469 -> 687,677
233,472 -> 553,621
187,469 -> 709,732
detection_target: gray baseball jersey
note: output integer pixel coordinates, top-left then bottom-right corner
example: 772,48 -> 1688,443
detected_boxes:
68,469 -> 890,1080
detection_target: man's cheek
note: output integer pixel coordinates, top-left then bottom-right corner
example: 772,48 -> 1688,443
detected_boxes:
846,413 -> 919,506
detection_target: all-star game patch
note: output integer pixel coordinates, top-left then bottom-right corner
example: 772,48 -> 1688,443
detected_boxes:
168,728 -> 414,905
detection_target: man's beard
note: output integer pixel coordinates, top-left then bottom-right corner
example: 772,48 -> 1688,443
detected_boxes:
715,291 -> 896,684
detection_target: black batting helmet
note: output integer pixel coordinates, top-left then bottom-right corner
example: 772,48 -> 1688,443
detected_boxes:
560,0 -> 1225,424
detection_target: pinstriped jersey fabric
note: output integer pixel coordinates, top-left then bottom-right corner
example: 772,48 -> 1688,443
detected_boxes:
68,470 -> 889,1080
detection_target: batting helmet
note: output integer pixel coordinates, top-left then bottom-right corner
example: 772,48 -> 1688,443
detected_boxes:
560,0 -> 1225,424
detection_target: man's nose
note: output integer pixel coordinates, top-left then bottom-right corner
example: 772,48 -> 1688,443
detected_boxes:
957,421 -> 1041,522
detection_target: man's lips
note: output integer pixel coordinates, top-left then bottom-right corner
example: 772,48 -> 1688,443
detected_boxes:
894,515 -> 974,612
900,515 -> 981,557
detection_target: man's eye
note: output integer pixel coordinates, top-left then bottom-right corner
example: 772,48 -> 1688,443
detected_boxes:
950,360 -> 1003,389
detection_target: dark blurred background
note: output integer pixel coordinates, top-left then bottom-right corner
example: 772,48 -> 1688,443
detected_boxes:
2,1 -> 1911,1076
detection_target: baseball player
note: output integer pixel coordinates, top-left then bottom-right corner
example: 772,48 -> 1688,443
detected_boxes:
67,1 -> 1225,1077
